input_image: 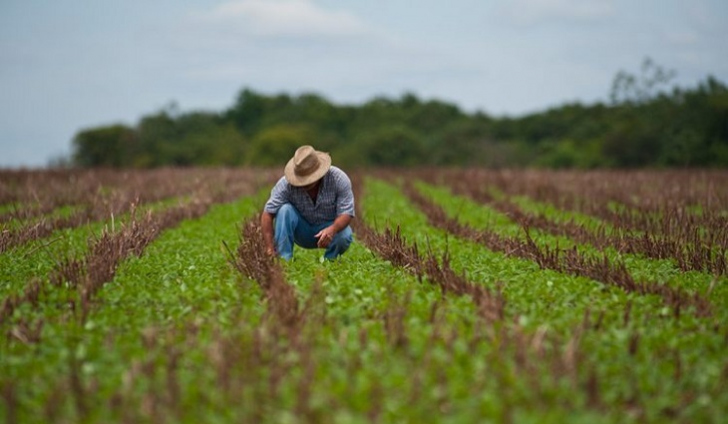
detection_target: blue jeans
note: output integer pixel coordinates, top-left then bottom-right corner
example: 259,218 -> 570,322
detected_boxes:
275,204 -> 353,260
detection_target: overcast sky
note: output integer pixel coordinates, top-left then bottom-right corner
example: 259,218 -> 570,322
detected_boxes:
1,0 -> 727,167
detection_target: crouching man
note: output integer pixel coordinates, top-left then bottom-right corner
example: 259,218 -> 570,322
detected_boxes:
261,145 -> 355,261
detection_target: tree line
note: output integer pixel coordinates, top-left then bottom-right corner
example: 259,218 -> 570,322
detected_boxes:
71,60 -> 728,168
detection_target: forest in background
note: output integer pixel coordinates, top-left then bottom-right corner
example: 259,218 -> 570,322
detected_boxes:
70,60 -> 728,169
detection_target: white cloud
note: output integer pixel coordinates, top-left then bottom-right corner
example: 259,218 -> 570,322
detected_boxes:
171,0 -> 405,93
197,0 -> 372,38
502,0 -> 616,25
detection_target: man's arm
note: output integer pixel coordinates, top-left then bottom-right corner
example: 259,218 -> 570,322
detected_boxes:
331,213 -> 353,233
315,214 -> 353,248
261,177 -> 289,256
261,211 -> 276,256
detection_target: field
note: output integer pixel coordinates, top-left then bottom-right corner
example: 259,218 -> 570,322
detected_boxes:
1,167 -> 727,423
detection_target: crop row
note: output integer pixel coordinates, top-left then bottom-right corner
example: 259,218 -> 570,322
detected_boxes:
1,170 -> 727,423
360,176 -> 727,420
414,180 -> 728,313
400,179 -> 712,317
0,169 -> 274,304
0,168 -> 274,217
0,176 -> 273,338
2,173 -> 271,324
204,190 -> 615,421
402,169 -> 728,276
0,174 -> 600,422
411,168 -> 728,213
0,168 -> 277,255
1,188 -> 272,422
412,176 -> 727,316
412,168 -> 728,238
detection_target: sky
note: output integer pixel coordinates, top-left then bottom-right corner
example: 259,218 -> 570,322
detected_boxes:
1,0 -> 727,168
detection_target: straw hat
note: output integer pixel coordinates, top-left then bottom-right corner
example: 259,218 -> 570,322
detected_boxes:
284,145 -> 331,186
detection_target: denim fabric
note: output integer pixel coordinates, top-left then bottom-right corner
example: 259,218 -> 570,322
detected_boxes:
274,203 -> 353,260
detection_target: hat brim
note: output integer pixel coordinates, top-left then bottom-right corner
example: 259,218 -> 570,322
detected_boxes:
284,152 -> 331,186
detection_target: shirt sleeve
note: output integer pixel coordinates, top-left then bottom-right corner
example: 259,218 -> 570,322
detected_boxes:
334,170 -> 355,217
263,177 -> 290,215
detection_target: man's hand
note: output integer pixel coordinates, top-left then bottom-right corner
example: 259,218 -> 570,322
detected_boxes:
261,211 -> 277,257
315,226 -> 336,248
316,215 -> 352,249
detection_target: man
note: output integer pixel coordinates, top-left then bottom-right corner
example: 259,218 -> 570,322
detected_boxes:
261,145 -> 355,261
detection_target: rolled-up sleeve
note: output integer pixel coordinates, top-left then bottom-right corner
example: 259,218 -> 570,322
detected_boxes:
335,171 -> 355,217
264,177 -> 289,215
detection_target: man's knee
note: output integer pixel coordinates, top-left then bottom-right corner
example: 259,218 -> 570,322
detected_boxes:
324,226 -> 353,260
275,204 -> 299,228
332,226 -> 353,249
277,203 -> 296,218
341,226 -> 353,242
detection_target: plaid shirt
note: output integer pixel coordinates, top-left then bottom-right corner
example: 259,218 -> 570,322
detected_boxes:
264,166 -> 355,225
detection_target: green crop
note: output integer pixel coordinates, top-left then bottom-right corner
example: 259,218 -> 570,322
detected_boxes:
1,170 -> 726,423
367,178 -> 727,422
